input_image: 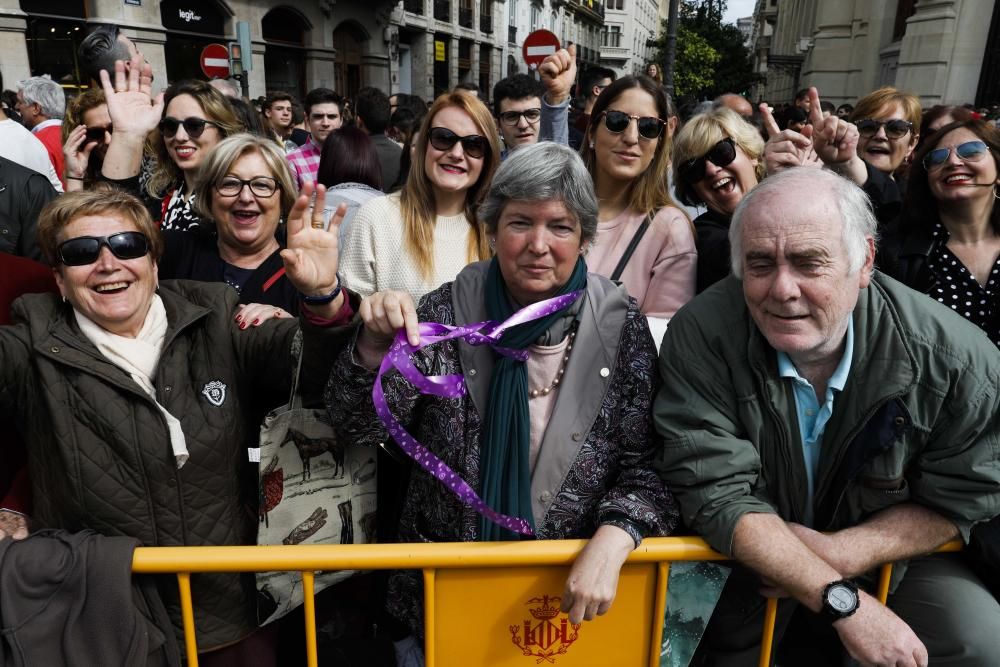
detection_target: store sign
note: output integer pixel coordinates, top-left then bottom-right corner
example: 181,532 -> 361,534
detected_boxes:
178,8 -> 203,23
124,0 -> 141,5
435,40 -> 446,62
160,0 -> 224,34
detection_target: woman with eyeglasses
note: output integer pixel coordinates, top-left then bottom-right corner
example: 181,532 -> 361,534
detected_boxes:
671,106 -> 765,293
580,75 -> 696,325
340,89 -> 500,301
880,120 -> 1000,344
0,185 -> 355,663
157,134 -> 312,318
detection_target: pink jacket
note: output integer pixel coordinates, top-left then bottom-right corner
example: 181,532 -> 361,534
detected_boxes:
586,206 -> 697,319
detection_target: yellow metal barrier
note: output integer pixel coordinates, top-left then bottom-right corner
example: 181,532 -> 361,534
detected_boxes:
131,537 -> 963,667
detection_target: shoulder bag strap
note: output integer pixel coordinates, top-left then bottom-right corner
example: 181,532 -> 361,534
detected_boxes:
610,214 -> 652,281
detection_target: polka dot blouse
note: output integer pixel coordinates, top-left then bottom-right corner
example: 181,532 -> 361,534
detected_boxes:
926,222 -> 1000,347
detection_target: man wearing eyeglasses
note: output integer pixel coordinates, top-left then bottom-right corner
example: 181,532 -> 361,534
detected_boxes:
286,88 -> 343,188
492,74 -> 545,155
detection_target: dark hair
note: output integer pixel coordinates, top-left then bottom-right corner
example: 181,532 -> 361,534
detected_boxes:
395,93 -> 428,117
837,103 -> 854,115
794,88 -> 810,102
79,25 -> 130,83
390,107 -> 417,142
904,119 -> 1000,234
303,88 -> 342,115
580,67 -> 616,99
316,126 -> 383,190
227,97 -> 270,139
291,103 -> 304,125
355,86 -> 391,134
820,100 -> 835,114
918,105 -> 975,152
264,91 -> 293,110
491,74 -> 544,116
784,106 -> 808,129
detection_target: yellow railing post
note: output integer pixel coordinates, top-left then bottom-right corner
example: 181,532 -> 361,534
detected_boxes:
424,568 -> 437,667
177,573 -> 199,667
757,598 -> 778,667
649,562 -> 670,667
301,571 -> 318,667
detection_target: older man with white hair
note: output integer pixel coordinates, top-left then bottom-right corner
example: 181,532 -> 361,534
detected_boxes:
654,168 -> 1000,666
16,76 -> 66,187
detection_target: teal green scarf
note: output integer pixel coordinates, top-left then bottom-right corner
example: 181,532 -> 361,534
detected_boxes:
479,256 -> 588,541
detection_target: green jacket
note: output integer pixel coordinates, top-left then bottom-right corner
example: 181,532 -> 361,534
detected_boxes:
0,280 -> 352,651
654,272 -> 1000,558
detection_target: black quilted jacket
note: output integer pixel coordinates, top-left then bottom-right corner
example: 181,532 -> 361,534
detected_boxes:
0,280 -> 352,652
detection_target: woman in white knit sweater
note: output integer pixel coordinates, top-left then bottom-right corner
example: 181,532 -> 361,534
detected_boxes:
341,90 -> 501,301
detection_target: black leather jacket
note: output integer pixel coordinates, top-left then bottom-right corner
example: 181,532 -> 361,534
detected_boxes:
0,155 -> 57,262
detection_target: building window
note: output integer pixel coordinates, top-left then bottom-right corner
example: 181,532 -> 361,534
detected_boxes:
608,0 -> 624,9
530,2 -> 541,29
509,0 -> 517,26
602,25 -> 622,48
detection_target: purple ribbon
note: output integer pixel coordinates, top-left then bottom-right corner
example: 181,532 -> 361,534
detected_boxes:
372,290 -> 584,537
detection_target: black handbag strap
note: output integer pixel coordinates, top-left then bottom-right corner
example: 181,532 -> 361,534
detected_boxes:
610,215 -> 652,281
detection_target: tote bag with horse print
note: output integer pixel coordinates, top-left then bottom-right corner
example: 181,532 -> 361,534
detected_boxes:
254,333 -> 377,625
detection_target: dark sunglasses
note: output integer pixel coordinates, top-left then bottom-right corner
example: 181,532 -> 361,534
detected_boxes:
428,127 -> 489,159
601,110 -> 666,140
57,231 -> 150,267
679,137 -> 737,184
855,118 -> 913,139
85,125 -> 112,143
158,116 -> 219,139
923,140 -> 990,170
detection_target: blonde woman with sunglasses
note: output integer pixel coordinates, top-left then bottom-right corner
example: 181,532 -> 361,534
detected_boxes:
580,75 -> 696,328
340,90 -> 500,301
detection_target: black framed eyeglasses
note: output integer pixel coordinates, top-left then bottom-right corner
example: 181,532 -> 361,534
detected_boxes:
427,127 -> 489,159
57,231 -> 150,266
600,110 -> 666,140
215,176 -> 280,198
922,140 -> 990,170
498,108 -> 542,126
158,116 -> 219,139
855,118 -> 913,139
679,137 -> 738,184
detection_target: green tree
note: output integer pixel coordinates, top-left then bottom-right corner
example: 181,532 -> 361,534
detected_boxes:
672,24 -> 719,98
653,0 -> 760,99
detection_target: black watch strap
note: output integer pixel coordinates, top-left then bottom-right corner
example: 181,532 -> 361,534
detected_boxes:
821,579 -> 860,621
301,278 -> 342,305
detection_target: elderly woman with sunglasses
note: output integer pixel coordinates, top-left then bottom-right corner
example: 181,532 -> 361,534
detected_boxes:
339,90 -> 500,302
328,143 -> 677,660
672,106 -> 765,293
0,185 -> 354,664
99,57 -> 242,232
157,133 -> 314,319
579,75 -> 696,328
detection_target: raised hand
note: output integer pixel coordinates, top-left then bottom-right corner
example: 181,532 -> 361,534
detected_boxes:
63,124 -> 99,190
761,103 -> 822,174
281,181 -> 343,301
807,87 -> 860,167
539,43 -> 577,106
100,54 -> 163,138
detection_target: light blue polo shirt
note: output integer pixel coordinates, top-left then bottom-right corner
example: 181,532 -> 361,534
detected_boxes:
775,319 -> 854,527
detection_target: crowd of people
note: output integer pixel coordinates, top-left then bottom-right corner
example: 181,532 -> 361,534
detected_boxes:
1,22 -> 1000,667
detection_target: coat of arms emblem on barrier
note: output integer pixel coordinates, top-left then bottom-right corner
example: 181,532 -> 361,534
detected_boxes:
509,595 -> 581,663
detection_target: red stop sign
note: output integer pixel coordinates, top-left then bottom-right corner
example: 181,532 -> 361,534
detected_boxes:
522,30 -> 560,70
200,43 -> 231,79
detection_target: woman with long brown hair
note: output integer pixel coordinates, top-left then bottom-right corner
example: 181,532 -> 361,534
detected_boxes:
340,90 -> 500,301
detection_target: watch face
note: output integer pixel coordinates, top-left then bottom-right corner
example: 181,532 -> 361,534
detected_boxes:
827,584 -> 857,613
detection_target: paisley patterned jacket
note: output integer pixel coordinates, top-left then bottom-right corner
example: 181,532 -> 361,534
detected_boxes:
326,261 -> 679,635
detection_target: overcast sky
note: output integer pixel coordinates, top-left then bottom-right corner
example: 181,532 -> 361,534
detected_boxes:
722,0 -> 756,24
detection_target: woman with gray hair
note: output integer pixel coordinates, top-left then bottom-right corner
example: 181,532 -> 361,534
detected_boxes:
158,133 -> 321,320
327,142 -> 678,660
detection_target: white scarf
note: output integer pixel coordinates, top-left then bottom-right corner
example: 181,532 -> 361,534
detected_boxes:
74,295 -> 189,468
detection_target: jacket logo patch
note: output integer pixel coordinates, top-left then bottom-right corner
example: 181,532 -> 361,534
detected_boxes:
201,380 -> 227,407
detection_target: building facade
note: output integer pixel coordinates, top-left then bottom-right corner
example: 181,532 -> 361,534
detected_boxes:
600,0 -> 659,77
750,0 -> 999,108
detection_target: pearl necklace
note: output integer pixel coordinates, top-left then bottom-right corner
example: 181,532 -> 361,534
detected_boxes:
528,329 -> 576,398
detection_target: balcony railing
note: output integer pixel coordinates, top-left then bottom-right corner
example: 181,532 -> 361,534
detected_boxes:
404,0 -> 424,14
480,13 -> 492,33
508,25 -> 517,44
434,0 -> 450,21
459,7 -> 473,28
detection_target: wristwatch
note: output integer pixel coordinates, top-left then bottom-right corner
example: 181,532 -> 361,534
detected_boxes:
821,579 -> 860,621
